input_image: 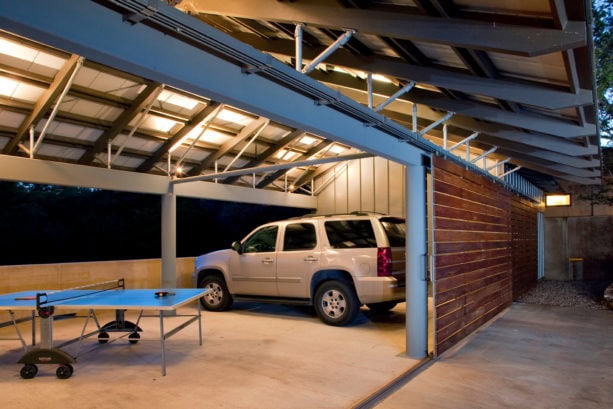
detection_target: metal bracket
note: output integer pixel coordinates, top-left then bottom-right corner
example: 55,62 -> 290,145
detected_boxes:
124,0 -> 160,25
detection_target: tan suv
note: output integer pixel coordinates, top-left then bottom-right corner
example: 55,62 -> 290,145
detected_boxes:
192,212 -> 406,326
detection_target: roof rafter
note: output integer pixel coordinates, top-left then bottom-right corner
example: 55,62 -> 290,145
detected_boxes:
3,54 -> 82,155
180,0 -> 586,56
78,82 -> 163,164
136,101 -> 222,172
230,33 -> 593,111
222,129 -> 305,185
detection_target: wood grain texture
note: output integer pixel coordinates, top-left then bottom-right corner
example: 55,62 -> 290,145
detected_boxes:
432,156 -> 538,355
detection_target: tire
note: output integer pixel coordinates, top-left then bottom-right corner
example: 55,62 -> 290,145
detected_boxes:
198,275 -> 233,312
56,364 -> 73,379
314,280 -> 359,326
366,301 -> 398,313
20,364 -> 37,379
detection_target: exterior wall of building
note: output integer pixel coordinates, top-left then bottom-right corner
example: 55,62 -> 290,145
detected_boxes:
314,157 -> 405,216
432,156 -> 513,354
544,178 -> 613,281
511,196 -> 539,298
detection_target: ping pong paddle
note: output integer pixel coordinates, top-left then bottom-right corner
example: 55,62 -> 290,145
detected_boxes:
154,291 -> 176,297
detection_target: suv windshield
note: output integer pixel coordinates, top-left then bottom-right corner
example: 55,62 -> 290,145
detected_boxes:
380,217 -> 406,247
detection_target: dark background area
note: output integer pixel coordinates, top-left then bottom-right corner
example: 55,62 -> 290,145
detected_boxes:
0,181 -> 307,265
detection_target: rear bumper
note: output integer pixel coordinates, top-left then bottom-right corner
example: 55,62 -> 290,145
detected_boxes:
354,277 -> 405,304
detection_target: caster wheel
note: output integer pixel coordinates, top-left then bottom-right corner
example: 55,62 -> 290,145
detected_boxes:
20,364 -> 38,379
128,332 -> 140,344
56,364 -> 73,379
98,331 -> 110,344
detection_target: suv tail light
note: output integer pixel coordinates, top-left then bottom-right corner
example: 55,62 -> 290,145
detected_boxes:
377,247 -> 392,277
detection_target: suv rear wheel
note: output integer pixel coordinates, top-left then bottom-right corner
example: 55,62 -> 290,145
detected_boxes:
199,275 -> 233,311
314,280 -> 359,326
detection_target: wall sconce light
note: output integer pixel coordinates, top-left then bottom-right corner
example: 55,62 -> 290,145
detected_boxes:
545,193 -> 571,207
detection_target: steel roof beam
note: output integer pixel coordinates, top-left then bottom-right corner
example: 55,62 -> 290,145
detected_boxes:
256,140 -> 334,189
187,116 -> 269,176
172,151 -> 371,184
136,101 -> 222,172
3,54 -> 82,155
179,0 -> 586,56
221,129 -> 305,185
231,33 -> 593,111
78,82 -> 163,164
311,70 -> 596,138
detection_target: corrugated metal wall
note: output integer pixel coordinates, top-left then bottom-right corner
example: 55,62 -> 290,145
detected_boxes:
315,157 -> 405,216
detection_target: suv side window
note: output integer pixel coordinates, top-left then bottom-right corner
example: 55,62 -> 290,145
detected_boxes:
283,223 -> 316,251
380,217 -> 406,247
324,220 -> 377,248
243,225 -> 278,253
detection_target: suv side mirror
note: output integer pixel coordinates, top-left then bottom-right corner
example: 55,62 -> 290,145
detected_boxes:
232,241 -> 243,254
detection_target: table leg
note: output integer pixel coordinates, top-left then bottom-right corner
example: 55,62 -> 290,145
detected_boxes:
159,312 -> 166,376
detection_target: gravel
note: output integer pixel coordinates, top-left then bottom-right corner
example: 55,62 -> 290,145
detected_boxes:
516,280 -> 611,310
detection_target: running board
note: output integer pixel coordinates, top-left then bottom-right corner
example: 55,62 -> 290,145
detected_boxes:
234,295 -> 312,306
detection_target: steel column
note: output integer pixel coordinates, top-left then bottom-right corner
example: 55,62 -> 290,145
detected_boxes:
406,162 -> 428,359
161,183 -> 177,288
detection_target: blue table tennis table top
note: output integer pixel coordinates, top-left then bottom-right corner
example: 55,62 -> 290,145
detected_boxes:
0,288 -> 206,311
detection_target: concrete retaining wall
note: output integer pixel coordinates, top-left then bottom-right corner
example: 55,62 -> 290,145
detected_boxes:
544,216 -> 613,281
0,257 -> 196,294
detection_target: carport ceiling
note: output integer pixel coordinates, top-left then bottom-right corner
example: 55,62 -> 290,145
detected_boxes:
0,0 -> 602,193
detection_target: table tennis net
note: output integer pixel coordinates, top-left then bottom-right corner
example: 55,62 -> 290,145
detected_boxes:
37,278 -> 125,308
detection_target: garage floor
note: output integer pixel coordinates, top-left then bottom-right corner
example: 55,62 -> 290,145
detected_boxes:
0,302 -> 611,409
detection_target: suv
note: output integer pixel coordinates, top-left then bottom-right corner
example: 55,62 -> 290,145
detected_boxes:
192,212 -> 406,326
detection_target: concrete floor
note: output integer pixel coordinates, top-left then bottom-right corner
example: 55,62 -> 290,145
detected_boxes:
0,302 -> 611,409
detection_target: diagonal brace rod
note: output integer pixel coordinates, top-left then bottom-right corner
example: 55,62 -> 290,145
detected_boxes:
302,29 -> 356,74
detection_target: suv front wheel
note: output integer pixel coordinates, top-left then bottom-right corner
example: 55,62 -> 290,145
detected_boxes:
199,275 -> 233,311
314,280 -> 359,326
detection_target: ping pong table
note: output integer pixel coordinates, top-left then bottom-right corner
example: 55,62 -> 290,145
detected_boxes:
0,279 -> 207,379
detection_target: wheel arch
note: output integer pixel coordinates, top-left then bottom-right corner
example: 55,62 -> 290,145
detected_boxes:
195,268 -> 227,288
310,269 -> 356,301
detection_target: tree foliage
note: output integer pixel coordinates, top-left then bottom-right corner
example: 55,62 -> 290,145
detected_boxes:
593,0 -> 613,141
0,182 -> 306,265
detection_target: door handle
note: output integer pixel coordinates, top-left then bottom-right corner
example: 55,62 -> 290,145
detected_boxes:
303,256 -> 318,262
262,257 -> 274,264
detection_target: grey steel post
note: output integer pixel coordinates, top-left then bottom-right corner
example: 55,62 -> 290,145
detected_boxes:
161,183 -> 177,289
406,163 -> 428,359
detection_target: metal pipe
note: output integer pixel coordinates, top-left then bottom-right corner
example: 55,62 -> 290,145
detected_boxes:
448,132 -> 479,152
472,146 -> 497,163
174,104 -> 223,172
500,166 -> 522,178
412,103 -> 418,133
419,112 -> 454,137
222,119 -> 269,172
487,157 -> 510,172
33,56 -> 84,155
295,23 -> 303,71
375,81 -> 415,112
302,30 -> 355,74
443,124 -> 448,149
172,152 -> 372,184
112,84 -> 164,165
367,72 -> 373,109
